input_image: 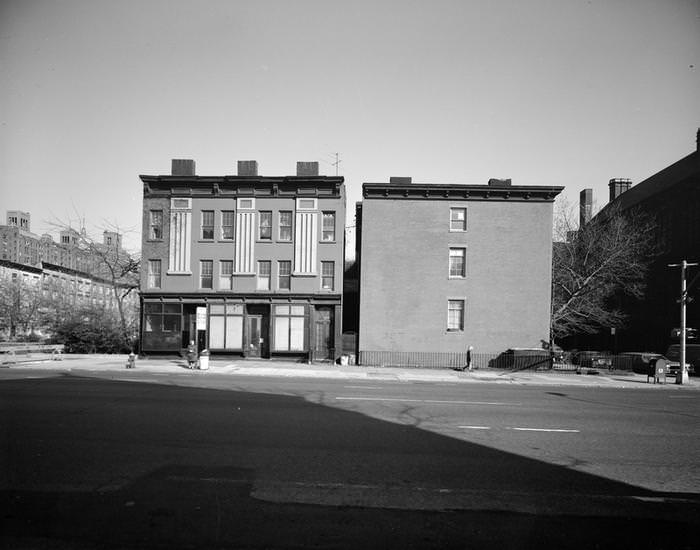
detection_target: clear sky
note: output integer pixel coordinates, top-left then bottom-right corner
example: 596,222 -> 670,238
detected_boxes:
1,0 -> 698,253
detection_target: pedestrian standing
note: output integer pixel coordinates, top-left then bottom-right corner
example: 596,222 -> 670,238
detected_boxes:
186,340 -> 198,369
464,345 -> 474,371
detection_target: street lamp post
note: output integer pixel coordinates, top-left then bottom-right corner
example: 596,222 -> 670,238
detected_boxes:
669,260 -> 698,385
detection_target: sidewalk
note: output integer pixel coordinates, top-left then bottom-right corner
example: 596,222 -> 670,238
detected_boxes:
2,353 -> 698,389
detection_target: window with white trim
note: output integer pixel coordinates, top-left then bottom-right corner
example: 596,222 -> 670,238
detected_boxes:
322,211 -> 336,241
321,261 -> 334,290
221,211 -> 234,240
447,299 -> 465,331
257,260 -> 271,290
259,211 -> 272,240
449,248 -> 466,278
147,259 -> 161,289
279,211 -> 292,241
219,260 -> 233,290
201,211 -> 214,240
200,260 -> 213,289
450,208 -> 467,231
278,260 -> 291,290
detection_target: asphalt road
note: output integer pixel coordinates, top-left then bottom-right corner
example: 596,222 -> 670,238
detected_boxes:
1,369 -> 698,549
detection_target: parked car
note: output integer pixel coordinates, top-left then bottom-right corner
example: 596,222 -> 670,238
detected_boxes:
490,348 -> 552,370
611,352 -> 666,374
572,351 -> 612,370
664,344 -> 698,375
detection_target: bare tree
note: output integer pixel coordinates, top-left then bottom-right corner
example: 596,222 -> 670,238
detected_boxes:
551,200 -> 657,341
48,218 -> 140,343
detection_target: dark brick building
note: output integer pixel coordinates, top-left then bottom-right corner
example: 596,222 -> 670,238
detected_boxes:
582,131 -> 700,352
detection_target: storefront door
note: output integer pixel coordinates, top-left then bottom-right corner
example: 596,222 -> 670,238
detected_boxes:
314,307 -> 333,360
247,315 -> 263,357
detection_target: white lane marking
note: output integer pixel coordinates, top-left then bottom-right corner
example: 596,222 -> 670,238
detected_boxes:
508,427 -> 579,433
458,425 -> 492,430
336,397 -> 521,405
343,386 -> 383,389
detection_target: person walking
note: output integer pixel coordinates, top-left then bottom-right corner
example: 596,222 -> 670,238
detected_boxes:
186,340 -> 198,369
464,345 -> 474,371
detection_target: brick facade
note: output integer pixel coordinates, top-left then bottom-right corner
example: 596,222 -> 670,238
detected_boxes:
357,181 -> 562,359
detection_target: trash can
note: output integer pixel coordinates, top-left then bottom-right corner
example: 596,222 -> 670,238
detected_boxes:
199,349 -> 210,370
339,355 -> 349,366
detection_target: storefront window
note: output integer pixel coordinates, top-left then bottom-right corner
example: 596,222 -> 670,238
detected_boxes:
209,303 -> 244,349
273,305 -> 306,351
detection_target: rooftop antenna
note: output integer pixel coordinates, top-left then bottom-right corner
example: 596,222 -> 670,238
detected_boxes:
332,152 -> 342,176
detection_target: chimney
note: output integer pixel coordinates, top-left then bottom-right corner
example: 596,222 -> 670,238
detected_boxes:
389,176 -> 412,184
171,159 -> 196,176
579,188 -> 593,228
608,178 -> 631,203
237,160 -> 258,176
296,161 -> 319,176
488,178 -> 512,187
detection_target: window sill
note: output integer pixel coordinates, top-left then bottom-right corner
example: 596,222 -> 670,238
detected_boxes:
145,239 -> 164,243
197,239 -> 215,243
446,329 -> 464,333
293,272 -> 317,278
319,240 -> 337,244
167,271 -> 192,276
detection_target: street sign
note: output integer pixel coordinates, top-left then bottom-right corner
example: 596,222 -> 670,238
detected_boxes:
196,307 -> 207,330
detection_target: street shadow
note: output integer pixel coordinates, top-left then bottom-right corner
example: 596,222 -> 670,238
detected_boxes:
1,376 -> 698,549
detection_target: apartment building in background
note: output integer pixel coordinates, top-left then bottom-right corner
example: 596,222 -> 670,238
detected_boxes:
139,159 -> 345,360
0,211 -> 136,337
356,177 -> 563,366
576,130 -> 700,352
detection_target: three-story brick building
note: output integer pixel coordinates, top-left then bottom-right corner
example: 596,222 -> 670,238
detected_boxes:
139,159 -> 345,360
356,177 -> 563,366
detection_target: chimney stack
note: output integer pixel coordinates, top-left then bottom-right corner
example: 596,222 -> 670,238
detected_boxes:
608,178 -> 631,203
488,178 -> 512,187
579,188 -> 593,228
237,160 -> 258,176
296,161 -> 319,176
389,176 -> 412,184
171,159 -> 196,176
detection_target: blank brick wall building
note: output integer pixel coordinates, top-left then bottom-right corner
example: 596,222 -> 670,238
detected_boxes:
140,159 -> 345,360
357,178 -> 563,365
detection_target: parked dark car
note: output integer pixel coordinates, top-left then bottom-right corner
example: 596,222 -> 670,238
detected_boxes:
664,344 -> 698,375
572,351 -> 612,370
490,348 -> 552,370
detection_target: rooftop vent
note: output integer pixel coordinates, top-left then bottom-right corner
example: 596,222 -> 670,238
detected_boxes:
237,160 -> 258,176
389,177 -> 412,184
296,161 -> 319,176
488,178 -> 512,187
171,159 -> 196,176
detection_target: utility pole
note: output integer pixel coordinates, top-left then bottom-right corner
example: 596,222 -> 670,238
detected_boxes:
668,260 -> 698,384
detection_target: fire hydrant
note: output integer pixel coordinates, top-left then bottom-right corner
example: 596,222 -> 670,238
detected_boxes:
126,352 -> 136,369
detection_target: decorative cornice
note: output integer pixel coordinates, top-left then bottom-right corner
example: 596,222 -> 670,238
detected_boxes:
362,183 -> 564,202
141,175 -> 344,199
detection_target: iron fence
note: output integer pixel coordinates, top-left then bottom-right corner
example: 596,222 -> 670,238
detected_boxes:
358,350 -> 657,373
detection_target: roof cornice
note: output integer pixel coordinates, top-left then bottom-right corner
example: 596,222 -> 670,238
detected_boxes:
362,183 -> 564,202
141,175 -> 345,198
